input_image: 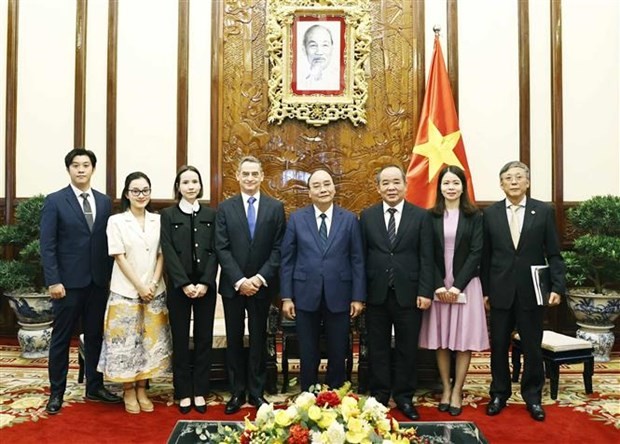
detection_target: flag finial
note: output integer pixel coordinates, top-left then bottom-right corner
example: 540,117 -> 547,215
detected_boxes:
433,25 -> 441,36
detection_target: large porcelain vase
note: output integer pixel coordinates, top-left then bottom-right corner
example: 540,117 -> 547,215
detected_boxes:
566,288 -> 620,362
5,292 -> 54,358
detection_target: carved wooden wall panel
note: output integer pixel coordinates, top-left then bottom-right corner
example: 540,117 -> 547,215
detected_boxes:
219,0 -> 420,216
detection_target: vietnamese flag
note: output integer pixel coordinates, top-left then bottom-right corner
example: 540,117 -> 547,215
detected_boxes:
405,35 -> 475,208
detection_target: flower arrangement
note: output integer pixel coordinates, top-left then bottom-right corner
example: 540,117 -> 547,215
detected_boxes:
211,383 -> 426,443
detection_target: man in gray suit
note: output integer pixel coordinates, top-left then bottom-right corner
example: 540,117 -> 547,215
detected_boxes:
215,156 -> 285,414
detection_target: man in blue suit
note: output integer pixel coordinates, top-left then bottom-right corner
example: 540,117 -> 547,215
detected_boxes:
40,148 -> 121,414
280,169 -> 366,391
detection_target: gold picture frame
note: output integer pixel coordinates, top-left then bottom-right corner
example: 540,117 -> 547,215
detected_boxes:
266,0 -> 371,127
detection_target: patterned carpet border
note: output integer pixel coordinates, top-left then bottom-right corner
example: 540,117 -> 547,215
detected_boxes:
0,346 -> 618,430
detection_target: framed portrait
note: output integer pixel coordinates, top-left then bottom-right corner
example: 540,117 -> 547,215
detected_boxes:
292,17 -> 345,96
266,0 -> 371,127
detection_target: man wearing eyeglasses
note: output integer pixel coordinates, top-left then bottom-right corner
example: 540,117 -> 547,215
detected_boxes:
40,148 -> 121,415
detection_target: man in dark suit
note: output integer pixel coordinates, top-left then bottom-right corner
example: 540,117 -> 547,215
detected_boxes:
40,148 -> 121,415
360,164 -> 433,420
280,169 -> 366,391
481,161 -> 564,421
215,156 -> 285,414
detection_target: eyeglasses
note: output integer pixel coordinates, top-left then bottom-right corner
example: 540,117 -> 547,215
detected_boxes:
128,188 -> 151,197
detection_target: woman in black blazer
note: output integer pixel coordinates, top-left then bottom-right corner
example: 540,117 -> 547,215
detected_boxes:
160,166 -> 218,414
418,166 -> 489,416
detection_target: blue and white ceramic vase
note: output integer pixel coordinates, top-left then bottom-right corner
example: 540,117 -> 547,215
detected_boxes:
567,289 -> 620,362
6,292 -> 54,358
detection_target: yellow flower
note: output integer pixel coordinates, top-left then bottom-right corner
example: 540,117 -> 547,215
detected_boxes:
244,416 -> 258,431
308,404 -> 322,421
317,410 -> 337,429
340,395 -> 359,420
274,409 -> 293,427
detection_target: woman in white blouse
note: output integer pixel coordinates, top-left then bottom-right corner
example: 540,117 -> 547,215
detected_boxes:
97,172 -> 172,414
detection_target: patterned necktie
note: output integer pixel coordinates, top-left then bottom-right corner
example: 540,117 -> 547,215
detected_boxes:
387,208 -> 397,287
247,196 -> 256,239
80,192 -> 94,231
319,213 -> 328,250
387,208 -> 397,246
509,204 -> 521,248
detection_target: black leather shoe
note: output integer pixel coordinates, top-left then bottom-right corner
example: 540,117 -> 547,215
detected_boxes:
397,403 -> 420,420
46,394 -> 63,415
527,403 -> 546,421
248,395 -> 268,409
86,387 -> 122,403
225,393 -> 245,415
486,397 -> 506,416
194,404 -> 207,414
437,402 -> 450,412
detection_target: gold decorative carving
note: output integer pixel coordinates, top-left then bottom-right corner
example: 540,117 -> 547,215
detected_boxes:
266,0 -> 371,126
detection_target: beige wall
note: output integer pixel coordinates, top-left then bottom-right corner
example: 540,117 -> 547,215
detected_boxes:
1,0 -> 618,201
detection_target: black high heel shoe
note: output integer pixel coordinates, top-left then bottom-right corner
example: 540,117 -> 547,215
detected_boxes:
449,405 -> 462,416
438,403 -> 450,412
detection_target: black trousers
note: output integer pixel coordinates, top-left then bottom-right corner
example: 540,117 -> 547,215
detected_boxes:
49,284 -> 108,396
489,297 -> 545,405
222,293 -> 271,398
366,288 -> 422,405
167,288 -> 216,399
295,300 -> 350,391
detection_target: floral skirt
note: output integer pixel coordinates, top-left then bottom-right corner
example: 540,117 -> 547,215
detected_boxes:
97,291 -> 172,383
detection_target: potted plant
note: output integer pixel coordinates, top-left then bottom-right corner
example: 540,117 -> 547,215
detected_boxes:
563,194 -> 620,361
0,194 -> 54,358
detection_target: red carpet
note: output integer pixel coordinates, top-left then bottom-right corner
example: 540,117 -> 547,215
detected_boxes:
1,342 -> 618,443
1,399 -> 618,443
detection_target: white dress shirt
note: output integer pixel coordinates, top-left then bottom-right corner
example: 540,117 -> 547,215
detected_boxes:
313,204 -> 334,236
382,200 -> 405,234
505,197 -> 527,233
234,192 -> 267,291
70,184 -> 96,222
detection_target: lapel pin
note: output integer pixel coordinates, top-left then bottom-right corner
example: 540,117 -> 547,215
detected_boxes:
531,210 -> 536,214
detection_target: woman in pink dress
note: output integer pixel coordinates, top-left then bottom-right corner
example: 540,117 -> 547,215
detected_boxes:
419,165 -> 489,416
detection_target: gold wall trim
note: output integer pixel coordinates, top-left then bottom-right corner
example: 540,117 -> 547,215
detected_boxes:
266,0 -> 371,126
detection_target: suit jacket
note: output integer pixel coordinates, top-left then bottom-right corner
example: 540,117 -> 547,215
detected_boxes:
480,198 -> 566,310
215,194 -> 285,300
160,204 -> 218,291
431,210 -> 483,291
360,201 -> 433,307
280,204 -> 366,313
40,185 -> 113,289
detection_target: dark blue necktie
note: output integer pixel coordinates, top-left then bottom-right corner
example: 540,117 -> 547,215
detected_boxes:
247,196 -> 256,239
319,213 -> 328,250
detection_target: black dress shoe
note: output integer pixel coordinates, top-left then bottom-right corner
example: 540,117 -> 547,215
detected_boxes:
194,404 -> 207,414
397,403 -> 420,420
46,394 -> 63,415
86,387 -> 122,404
486,397 -> 506,416
248,395 -> 268,409
527,403 -> 546,421
179,404 -> 192,414
437,402 -> 450,412
225,393 -> 245,415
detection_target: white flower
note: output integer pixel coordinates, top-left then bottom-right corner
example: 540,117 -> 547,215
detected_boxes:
325,421 -> 346,444
255,402 -> 274,426
295,391 -> 316,410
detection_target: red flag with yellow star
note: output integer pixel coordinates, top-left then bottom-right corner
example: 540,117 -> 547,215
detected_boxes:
406,35 -> 475,208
